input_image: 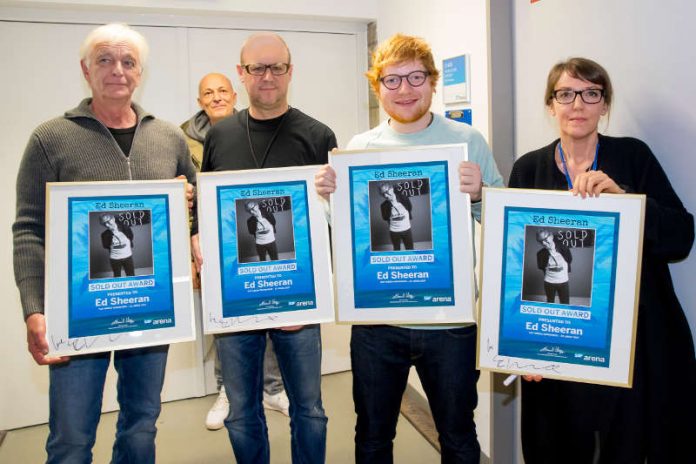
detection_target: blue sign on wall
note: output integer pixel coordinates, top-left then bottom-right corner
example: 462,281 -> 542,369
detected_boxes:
445,109 -> 472,125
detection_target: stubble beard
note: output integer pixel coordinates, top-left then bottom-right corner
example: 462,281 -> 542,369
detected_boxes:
249,87 -> 288,117
387,106 -> 430,125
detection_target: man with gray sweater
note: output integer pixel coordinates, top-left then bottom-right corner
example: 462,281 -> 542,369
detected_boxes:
12,23 -> 195,463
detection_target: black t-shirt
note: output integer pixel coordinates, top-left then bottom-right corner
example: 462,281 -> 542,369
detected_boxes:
202,108 -> 337,172
108,125 -> 137,156
247,113 -> 284,167
191,108 -> 337,235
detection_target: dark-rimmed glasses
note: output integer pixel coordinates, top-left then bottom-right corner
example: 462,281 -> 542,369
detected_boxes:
242,63 -> 290,76
552,88 -> 604,104
380,70 -> 430,90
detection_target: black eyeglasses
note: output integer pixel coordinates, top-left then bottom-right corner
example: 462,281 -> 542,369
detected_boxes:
552,88 -> 605,104
242,63 -> 291,76
380,70 -> 430,90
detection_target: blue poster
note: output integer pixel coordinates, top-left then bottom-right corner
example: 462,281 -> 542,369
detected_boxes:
498,207 -> 620,367
349,161 -> 455,308
217,181 -> 316,317
68,195 -> 175,337
443,55 -> 470,104
445,109 -> 472,125
443,55 -> 467,86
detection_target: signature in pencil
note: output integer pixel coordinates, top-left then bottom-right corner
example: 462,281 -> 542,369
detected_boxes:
209,314 -> 280,328
486,337 -> 562,374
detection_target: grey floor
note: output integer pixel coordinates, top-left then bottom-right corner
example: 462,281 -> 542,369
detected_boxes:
0,371 -> 441,463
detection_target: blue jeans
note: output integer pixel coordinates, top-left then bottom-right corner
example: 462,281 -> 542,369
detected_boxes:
216,324 -> 327,464
46,345 -> 168,464
214,335 -> 284,395
351,325 -> 480,464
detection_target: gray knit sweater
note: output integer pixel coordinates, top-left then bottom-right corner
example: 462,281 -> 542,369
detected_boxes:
13,98 -> 196,320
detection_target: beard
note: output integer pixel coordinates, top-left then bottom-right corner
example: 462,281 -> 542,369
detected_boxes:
247,86 -> 289,116
386,106 -> 431,124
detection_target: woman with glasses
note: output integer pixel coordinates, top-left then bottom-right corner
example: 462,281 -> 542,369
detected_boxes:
509,57 -> 696,463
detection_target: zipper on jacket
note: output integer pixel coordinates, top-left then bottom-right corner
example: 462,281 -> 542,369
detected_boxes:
91,109 -> 140,181
125,117 -> 141,181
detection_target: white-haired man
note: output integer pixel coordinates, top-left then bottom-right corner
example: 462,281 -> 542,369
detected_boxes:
13,23 -> 195,463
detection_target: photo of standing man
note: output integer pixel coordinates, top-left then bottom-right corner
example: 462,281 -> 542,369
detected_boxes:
99,213 -> 135,277
245,200 -> 278,261
535,228 -> 572,304
379,182 -> 413,250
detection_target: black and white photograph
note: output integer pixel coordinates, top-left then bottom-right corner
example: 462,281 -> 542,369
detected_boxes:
521,225 -> 595,306
88,209 -> 154,279
332,145 -> 474,324
479,188 -> 646,386
368,178 -> 433,252
198,167 -> 334,333
235,196 -> 296,263
44,180 -> 195,357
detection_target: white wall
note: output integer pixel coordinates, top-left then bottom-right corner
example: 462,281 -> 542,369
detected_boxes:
4,0 -> 378,20
375,0 -> 491,141
513,0 -> 696,342
0,5 -> 367,430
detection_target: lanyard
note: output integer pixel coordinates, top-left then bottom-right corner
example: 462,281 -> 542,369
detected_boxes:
245,108 -> 290,168
558,142 -> 599,189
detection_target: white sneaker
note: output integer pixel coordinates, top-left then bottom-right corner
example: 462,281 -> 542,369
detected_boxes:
263,390 -> 290,417
205,386 -> 229,430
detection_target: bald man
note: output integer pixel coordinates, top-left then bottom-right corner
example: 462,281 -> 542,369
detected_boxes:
180,73 -> 237,168
181,73 -> 290,431
191,33 -> 336,464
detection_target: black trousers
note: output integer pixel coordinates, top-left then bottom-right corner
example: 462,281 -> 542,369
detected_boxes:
388,229 -> 414,250
544,280 -> 569,304
521,378 -> 645,464
255,241 -> 279,261
110,256 -> 135,277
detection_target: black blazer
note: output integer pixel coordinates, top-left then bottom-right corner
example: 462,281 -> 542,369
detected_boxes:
380,195 -> 413,222
247,209 -> 277,235
101,222 -> 134,250
536,239 -> 572,273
